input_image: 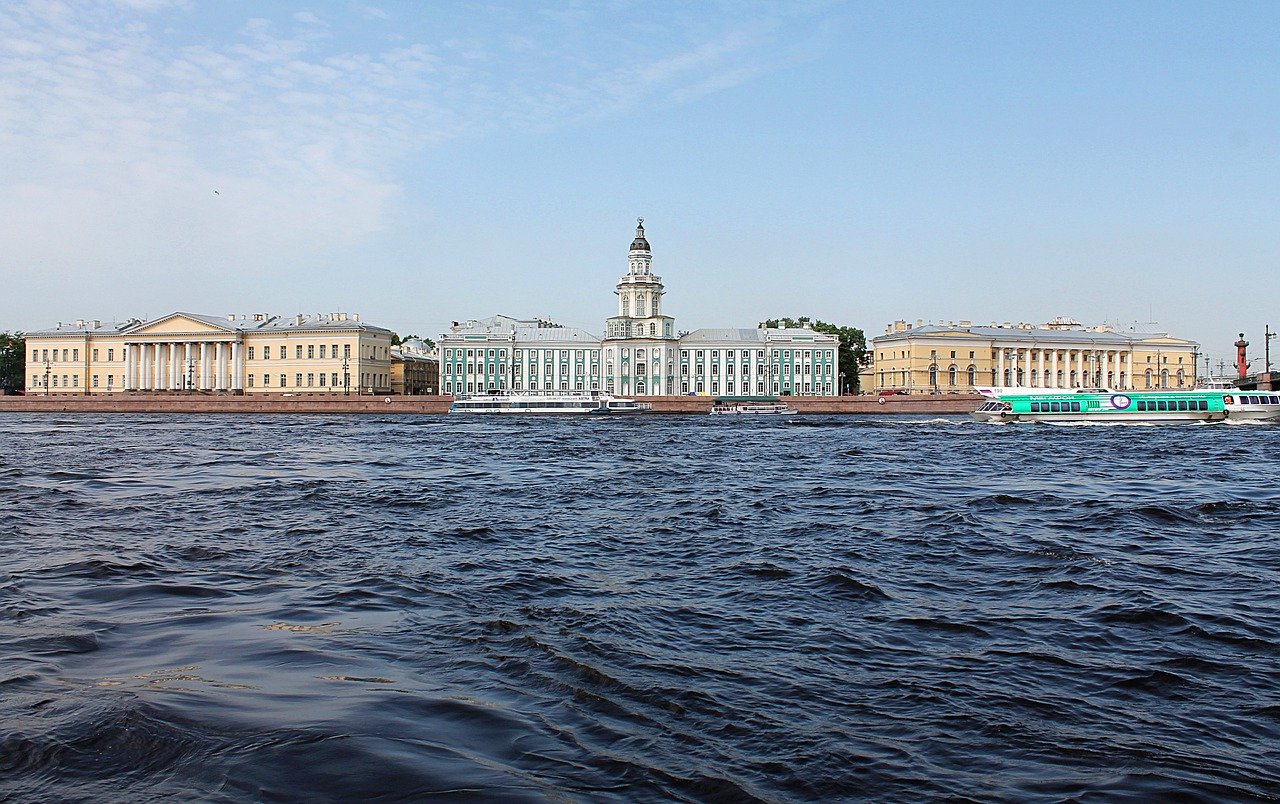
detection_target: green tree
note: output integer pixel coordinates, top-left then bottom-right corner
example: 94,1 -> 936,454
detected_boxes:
0,331 -> 25,392
392,333 -> 435,349
759,317 -> 868,393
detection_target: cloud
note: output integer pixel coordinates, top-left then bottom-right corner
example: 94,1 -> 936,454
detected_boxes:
0,0 -> 826,319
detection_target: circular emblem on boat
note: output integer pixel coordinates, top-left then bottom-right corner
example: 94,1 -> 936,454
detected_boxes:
1110,394 -> 1131,409
877,397 -> 886,405
1223,395 -> 1234,405
384,397 -> 391,404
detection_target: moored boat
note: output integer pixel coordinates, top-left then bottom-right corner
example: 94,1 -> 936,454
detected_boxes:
449,392 -> 650,415
709,397 -> 798,416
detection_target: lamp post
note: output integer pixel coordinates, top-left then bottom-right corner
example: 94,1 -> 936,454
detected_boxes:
186,358 -> 195,392
341,354 -> 350,396
43,358 -> 51,396
839,370 -> 846,396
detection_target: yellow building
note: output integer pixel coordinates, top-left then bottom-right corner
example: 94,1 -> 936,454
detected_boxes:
870,317 -> 1200,394
24,312 -> 393,395
391,338 -> 439,395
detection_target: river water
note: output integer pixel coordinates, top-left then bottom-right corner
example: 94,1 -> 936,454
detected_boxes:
1,413 -> 1278,802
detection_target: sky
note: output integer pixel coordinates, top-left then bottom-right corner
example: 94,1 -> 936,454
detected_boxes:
2,0 -> 1278,372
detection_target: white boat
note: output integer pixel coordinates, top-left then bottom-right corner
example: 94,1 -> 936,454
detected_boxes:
448,392 -> 650,415
709,398 -> 798,416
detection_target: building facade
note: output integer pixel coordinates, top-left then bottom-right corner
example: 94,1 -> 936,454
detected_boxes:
871,317 -> 1201,394
438,219 -> 840,396
390,338 -> 439,395
24,312 -> 393,394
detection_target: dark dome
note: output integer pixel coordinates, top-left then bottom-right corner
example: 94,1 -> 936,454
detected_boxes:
630,217 -> 650,251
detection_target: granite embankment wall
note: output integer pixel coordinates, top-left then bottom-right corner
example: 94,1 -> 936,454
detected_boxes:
0,393 -> 982,415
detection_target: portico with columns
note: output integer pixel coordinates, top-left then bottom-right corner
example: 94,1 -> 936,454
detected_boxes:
123,314 -> 245,392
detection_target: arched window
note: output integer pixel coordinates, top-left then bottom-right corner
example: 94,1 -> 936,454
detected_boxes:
967,365 -> 976,385
636,380 -> 646,394
948,365 -> 957,385
1144,369 -> 1153,388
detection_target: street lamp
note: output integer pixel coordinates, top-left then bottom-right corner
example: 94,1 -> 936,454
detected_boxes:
839,370 -> 846,396
341,354 -> 350,396
44,359 -> 51,396
186,358 -> 195,392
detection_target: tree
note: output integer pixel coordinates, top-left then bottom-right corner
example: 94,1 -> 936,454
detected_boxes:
392,333 -> 435,349
759,316 -> 868,393
0,332 -> 25,392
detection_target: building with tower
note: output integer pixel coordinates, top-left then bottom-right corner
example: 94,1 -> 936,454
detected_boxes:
438,219 -> 841,397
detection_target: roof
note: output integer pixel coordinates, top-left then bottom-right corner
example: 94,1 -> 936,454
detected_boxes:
679,328 -> 765,344
28,312 -> 391,337
872,323 -> 1196,347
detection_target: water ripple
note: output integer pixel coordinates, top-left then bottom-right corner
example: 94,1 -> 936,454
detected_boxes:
1,413 -> 1279,801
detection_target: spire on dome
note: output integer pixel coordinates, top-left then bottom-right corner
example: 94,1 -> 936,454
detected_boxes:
630,217 -> 650,252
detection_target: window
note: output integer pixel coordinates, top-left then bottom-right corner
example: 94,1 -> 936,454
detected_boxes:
307,345 -> 315,359
280,374 -> 287,387
296,345 -> 303,359
263,347 -> 269,360
92,375 -> 99,387
307,373 -> 315,387
296,373 -> 303,386
92,349 -> 99,361
248,347 -> 255,360
319,345 -> 326,359
343,344 -> 351,358
331,373 -> 339,386
280,346 -> 287,359
247,375 -> 254,388
332,344 -> 338,358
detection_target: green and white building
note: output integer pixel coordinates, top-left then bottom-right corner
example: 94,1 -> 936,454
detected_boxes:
439,219 -> 840,397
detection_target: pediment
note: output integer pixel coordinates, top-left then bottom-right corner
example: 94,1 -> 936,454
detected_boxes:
131,313 -> 236,335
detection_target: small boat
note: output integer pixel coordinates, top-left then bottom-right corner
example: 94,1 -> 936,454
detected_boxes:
449,392 -> 650,415
709,397 -> 798,416
971,388 -> 1228,424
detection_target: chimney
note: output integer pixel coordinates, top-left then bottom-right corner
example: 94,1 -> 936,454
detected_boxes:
92,320 -> 101,329
352,314 -> 360,322
228,314 -> 235,321
75,319 -> 85,328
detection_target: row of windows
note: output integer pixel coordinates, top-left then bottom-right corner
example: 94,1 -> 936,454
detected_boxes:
446,347 -> 835,362
34,348 -> 86,363
247,344 -> 353,360
1134,400 -> 1209,412
880,348 -> 1189,364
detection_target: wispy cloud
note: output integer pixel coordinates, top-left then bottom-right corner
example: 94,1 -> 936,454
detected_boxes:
0,0 -> 825,304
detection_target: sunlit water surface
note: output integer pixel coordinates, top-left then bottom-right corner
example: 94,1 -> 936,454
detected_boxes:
2,413 -> 1278,802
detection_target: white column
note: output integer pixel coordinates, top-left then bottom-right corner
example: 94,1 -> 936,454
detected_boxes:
231,342 -> 241,391
1102,351 -> 1111,388
200,342 -> 209,390
1075,350 -> 1084,387
996,347 -> 1005,388
149,343 -> 159,390
1050,350 -> 1059,388
1037,349 -> 1045,387
216,342 -> 226,391
124,344 -> 134,390
183,342 -> 192,390
1024,349 -> 1032,387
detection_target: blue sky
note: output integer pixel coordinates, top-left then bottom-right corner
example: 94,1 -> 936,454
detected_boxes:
3,0 -> 1278,371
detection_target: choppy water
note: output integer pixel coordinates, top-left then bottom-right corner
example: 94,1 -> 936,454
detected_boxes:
2,413 -> 1279,802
